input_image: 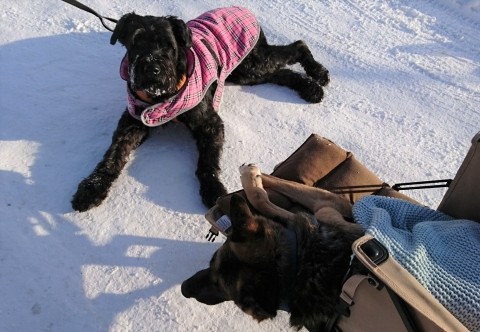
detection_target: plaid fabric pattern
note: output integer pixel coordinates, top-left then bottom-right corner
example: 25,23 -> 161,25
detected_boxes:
120,7 -> 260,126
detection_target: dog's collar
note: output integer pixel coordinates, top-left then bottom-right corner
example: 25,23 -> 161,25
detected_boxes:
278,225 -> 298,312
278,216 -> 320,312
134,73 -> 187,104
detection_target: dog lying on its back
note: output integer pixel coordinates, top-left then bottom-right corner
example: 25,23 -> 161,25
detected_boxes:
71,7 -> 330,211
181,165 -> 364,331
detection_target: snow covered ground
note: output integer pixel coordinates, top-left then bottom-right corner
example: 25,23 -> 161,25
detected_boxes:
1,0 -> 478,331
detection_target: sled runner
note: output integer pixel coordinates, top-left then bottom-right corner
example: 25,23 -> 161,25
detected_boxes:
205,132 -> 479,332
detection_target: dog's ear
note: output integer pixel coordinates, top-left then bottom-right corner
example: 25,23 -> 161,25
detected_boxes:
229,194 -> 261,241
167,16 -> 192,48
110,12 -> 137,45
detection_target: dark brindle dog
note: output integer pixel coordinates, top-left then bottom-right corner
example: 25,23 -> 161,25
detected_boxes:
71,7 -> 329,211
182,165 -> 364,331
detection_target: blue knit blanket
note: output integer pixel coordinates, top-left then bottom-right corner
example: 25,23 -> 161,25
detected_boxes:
353,196 -> 480,332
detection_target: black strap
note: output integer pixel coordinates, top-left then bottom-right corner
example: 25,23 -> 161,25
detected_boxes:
327,179 -> 452,196
392,179 -> 452,191
328,183 -> 389,195
278,225 -> 298,312
385,287 -> 419,332
60,0 -> 118,31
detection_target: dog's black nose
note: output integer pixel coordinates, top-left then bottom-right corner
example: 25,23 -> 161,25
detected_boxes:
181,281 -> 192,298
146,64 -> 161,75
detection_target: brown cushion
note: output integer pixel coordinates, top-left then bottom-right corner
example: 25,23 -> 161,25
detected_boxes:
271,134 -> 348,185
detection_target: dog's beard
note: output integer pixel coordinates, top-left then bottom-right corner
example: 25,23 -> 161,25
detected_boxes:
129,53 -> 178,100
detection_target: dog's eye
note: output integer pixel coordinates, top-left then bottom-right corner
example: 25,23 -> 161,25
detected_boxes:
157,39 -> 176,52
131,29 -> 146,46
131,36 -> 142,46
162,43 -> 175,53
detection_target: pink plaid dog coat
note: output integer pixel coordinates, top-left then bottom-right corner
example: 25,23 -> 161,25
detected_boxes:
120,7 -> 260,126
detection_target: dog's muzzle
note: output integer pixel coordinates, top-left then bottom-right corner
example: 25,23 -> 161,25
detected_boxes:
130,53 -> 176,97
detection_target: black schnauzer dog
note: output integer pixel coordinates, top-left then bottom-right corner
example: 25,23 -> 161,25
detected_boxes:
71,7 -> 329,211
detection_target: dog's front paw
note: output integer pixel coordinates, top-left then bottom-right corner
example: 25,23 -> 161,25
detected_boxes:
299,78 -> 324,103
71,172 -> 115,212
199,176 -> 227,208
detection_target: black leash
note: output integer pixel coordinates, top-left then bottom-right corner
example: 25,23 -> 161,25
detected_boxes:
60,0 -> 118,32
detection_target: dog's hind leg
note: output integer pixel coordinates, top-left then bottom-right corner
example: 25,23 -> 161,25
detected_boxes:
260,174 -> 363,234
263,69 -> 325,103
261,40 -> 330,86
260,173 -> 352,218
229,68 -> 325,103
71,110 -> 149,212
240,165 -> 363,234
229,40 -> 328,103
239,164 -> 295,222
231,32 -> 329,85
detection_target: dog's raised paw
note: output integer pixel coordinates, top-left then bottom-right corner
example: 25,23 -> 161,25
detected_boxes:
239,164 -> 261,177
239,164 -> 264,190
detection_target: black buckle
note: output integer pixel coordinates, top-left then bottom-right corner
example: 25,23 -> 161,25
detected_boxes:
335,299 -> 351,318
360,238 -> 389,265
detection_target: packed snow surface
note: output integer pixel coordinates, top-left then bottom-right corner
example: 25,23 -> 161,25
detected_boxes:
1,0 -> 478,331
